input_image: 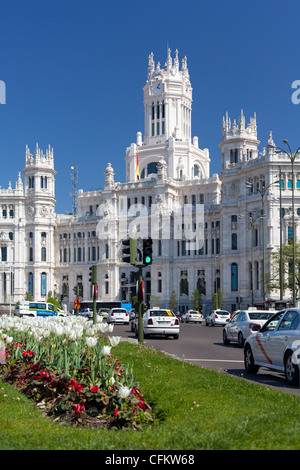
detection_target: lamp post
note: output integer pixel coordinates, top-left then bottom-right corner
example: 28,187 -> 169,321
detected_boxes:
246,178 -> 279,303
249,213 -> 263,306
273,141 -> 300,306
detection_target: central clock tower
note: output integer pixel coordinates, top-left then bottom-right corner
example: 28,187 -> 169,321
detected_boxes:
143,48 -> 192,145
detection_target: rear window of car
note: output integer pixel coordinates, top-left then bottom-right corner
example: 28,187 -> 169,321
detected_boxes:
218,311 -> 230,315
249,311 -> 274,320
189,311 -> 199,314
111,309 -> 127,313
150,310 -> 174,317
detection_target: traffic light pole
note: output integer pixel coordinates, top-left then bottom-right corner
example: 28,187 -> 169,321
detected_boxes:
137,266 -> 144,344
93,285 -> 97,325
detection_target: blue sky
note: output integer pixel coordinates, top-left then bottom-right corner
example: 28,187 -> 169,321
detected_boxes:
1,0 -> 300,214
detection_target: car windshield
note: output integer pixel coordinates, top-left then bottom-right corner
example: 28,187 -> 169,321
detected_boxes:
249,311 -> 274,320
150,310 -> 174,317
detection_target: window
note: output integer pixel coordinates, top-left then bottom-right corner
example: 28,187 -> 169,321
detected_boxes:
29,247 -> 33,262
41,247 -> 46,262
28,273 -> 33,295
41,273 -> 47,296
231,263 -> 238,291
1,246 -> 7,261
278,311 -> 299,331
288,180 -> 292,189
232,233 -> 237,250
288,226 -> 293,244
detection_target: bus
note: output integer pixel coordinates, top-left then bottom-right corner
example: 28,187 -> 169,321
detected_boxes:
15,301 -> 66,318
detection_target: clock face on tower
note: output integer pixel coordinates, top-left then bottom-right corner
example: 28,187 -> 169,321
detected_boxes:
153,82 -> 163,94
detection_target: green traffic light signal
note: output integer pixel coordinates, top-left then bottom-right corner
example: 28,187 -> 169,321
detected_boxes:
143,238 -> 153,265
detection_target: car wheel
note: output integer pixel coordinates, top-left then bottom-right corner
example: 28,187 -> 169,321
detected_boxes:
284,350 -> 300,385
223,329 -> 230,345
244,344 -> 259,374
238,332 -> 244,348
173,334 -> 179,339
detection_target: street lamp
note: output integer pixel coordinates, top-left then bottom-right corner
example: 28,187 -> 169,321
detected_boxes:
273,140 -> 300,306
246,178 -> 279,303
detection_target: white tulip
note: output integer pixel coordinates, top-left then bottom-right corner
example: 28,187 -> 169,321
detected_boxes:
108,336 -> 121,347
86,336 -> 97,348
109,376 -> 115,386
101,345 -> 111,356
118,386 -> 131,399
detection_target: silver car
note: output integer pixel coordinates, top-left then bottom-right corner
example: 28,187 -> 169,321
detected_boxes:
244,309 -> 300,385
205,309 -> 231,326
223,309 -> 276,347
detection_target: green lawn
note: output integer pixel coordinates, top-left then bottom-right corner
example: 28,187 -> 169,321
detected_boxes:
1,341 -> 300,450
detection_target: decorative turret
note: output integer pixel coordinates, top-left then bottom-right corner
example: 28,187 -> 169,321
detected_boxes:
220,110 -> 260,171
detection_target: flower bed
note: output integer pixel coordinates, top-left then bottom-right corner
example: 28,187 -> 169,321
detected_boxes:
0,315 -> 154,429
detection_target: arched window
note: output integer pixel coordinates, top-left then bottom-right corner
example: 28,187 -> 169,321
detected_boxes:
147,162 -> 158,175
193,164 -> 200,178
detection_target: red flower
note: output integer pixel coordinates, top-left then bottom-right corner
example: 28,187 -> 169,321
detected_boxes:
90,385 -> 99,393
72,402 -> 85,415
137,399 -> 146,411
114,408 -> 119,417
22,350 -> 33,358
70,379 -> 84,393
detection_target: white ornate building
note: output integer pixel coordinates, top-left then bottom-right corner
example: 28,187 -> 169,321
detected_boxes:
1,49 -> 299,312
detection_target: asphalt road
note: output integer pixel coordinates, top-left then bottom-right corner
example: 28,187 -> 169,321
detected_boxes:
110,320 -> 300,397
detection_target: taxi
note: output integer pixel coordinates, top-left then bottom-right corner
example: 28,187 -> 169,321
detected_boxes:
223,308 -> 276,347
132,308 -> 180,339
244,309 -> 300,385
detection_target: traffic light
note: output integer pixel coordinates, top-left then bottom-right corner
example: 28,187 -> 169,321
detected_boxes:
89,265 -> 97,284
143,238 -> 153,265
121,238 -> 137,265
122,239 -> 130,263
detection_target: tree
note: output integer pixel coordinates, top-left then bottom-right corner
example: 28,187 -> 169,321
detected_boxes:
169,290 -> 178,310
267,242 -> 300,298
191,289 -> 200,310
212,288 -> 223,309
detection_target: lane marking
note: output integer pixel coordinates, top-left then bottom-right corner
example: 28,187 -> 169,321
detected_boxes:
183,359 -> 244,363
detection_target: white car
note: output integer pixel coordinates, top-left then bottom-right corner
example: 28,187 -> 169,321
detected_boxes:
181,310 -> 203,323
107,308 -> 129,325
223,308 -> 277,347
244,309 -> 300,385
79,308 -> 93,318
205,309 -> 231,326
132,308 -> 180,339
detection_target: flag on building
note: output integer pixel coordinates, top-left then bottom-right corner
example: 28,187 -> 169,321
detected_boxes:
137,152 -> 140,180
